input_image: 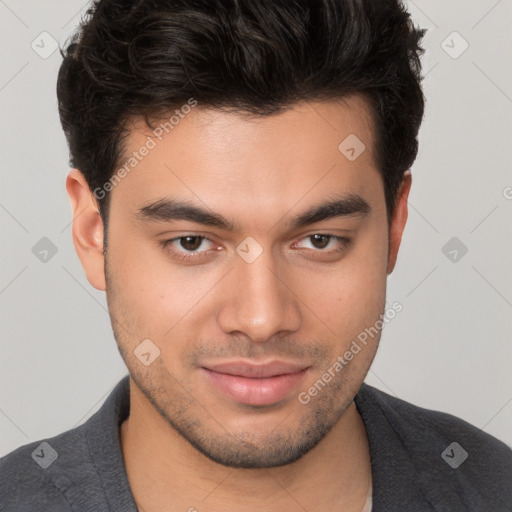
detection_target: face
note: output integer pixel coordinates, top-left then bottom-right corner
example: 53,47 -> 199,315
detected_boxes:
69,95 -> 409,468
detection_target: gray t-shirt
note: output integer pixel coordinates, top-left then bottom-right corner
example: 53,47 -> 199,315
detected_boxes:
1,375 -> 511,511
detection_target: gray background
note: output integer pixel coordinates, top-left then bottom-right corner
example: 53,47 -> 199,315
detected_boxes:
1,0 -> 511,457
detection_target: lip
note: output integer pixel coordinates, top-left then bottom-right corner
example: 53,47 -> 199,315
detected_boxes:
200,360 -> 310,406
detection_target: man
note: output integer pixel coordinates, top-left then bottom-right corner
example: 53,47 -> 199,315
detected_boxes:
1,0 -> 511,510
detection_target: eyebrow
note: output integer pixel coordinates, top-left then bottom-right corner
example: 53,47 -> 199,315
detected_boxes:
135,198 -> 236,230
134,193 -> 371,231
290,194 -> 371,229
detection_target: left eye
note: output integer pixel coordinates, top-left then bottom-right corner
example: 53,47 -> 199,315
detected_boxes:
163,236 -> 214,253
294,234 -> 348,251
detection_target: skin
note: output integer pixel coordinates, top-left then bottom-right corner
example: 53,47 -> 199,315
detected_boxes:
66,95 -> 411,511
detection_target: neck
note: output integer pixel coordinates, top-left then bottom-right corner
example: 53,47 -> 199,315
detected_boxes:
120,378 -> 372,512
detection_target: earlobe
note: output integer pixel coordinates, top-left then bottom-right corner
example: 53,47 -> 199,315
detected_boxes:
66,169 -> 107,291
387,171 -> 412,274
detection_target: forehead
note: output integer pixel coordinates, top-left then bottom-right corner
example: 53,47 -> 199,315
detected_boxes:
109,95 -> 383,224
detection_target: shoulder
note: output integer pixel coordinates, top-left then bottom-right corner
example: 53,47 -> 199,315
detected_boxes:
357,383 -> 512,506
0,426 -> 88,511
360,383 -> 511,458
0,376 -> 131,511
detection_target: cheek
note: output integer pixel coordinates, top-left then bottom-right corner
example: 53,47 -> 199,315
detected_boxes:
299,231 -> 388,325
302,231 -> 388,304
111,260 -> 229,367
105,232 -> 183,342
292,270 -> 386,344
108,226 -> 205,309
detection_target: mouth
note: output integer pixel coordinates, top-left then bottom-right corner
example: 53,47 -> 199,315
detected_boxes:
200,360 -> 310,406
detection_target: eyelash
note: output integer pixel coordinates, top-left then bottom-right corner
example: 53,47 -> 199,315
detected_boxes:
158,236 -> 219,262
159,234 -> 352,262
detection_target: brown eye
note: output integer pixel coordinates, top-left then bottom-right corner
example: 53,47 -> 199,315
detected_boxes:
309,234 -> 331,249
159,235 -> 219,263
292,234 -> 351,257
179,236 -> 204,251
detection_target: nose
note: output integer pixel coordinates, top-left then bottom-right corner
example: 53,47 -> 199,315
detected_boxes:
216,251 -> 302,343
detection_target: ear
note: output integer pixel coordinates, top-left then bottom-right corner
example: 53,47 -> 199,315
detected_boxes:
66,169 -> 106,291
387,171 -> 412,274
